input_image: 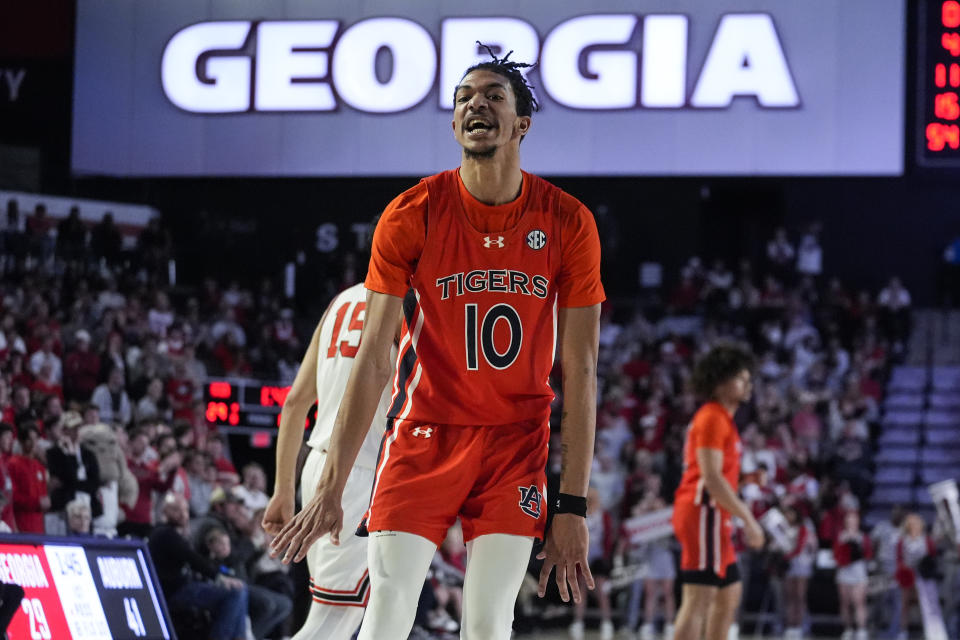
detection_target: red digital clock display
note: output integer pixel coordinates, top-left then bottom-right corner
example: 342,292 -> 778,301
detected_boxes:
203,380 -> 315,430
921,1 -> 960,164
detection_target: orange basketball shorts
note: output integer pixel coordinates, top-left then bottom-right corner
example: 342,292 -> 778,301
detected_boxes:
672,498 -> 737,582
358,416 -> 548,546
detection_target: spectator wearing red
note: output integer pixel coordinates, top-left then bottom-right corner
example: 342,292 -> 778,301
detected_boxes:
8,355 -> 33,391
120,428 -> 179,539
895,513 -> 937,640
782,504 -> 817,640
0,378 -> 13,425
9,425 -> 49,533
63,329 -> 100,402
742,463 -> 778,520
205,434 -> 239,487
10,385 -> 36,429
28,335 -> 61,386
166,361 -> 196,422
833,511 -> 872,640
31,361 -> 63,403
0,424 -> 16,530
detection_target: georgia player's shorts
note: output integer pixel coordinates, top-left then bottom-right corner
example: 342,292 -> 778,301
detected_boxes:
301,448 -> 373,609
672,499 -> 740,587
358,416 -> 548,546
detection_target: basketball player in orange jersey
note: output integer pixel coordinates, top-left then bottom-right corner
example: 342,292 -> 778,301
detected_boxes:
672,344 -> 765,640
269,46 -> 604,640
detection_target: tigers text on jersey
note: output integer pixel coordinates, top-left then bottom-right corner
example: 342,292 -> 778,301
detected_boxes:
367,169 -> 604,426
307,283 -> 395,470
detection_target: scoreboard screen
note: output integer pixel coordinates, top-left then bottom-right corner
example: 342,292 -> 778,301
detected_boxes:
919,0 -> 960,165
203,379 -> 315,430
0,534 -> 174,640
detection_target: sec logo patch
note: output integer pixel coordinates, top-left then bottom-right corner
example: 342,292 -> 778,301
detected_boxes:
526,229 -> 546,250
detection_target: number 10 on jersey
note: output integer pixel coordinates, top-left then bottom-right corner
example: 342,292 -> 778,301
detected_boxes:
465,303 -> 523,370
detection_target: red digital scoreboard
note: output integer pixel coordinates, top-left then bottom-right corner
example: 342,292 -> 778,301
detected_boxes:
203,379 -> 315,430
920,0 -> 960,165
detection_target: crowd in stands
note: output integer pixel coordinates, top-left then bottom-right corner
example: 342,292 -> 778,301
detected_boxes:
0,198 -> 948,639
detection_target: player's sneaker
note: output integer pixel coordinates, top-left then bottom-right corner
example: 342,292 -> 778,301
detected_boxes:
427,609 -> 459,633
840,629 -> 854,640
663,622 -> 675,640
639,622 -> 655,640
854,629 -> 868,640
569,620 -> 585,639
601,620 -> 615,640
727,622 -> 740,640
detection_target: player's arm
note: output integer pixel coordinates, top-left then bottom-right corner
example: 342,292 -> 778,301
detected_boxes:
271,290 -> 403,562
319,289 -> 401,493
537,303 -> 600,603
261,307 -> 326,535
556,304 -> 600,496
697,447 -> 764,548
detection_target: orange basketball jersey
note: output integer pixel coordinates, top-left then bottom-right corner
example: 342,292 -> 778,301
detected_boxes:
376,169 -> 599,426
673,402 -> 742,507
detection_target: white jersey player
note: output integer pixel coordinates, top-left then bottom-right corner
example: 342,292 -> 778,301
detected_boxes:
263,283 -> 395,640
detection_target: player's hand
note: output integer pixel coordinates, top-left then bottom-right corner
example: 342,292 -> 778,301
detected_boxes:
261,494 -> 295,536
745,518 -> 765,550
536,513 -> 594,603
269,484 -> 344,564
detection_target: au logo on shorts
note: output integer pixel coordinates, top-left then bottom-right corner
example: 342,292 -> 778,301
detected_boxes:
517,485 -> 542,519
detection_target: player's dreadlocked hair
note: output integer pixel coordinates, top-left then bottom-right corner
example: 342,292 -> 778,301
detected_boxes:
456,42 -> 540,118
690,343 -> 755,400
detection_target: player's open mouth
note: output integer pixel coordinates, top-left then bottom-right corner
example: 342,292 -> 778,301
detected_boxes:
465,118 -> 495,135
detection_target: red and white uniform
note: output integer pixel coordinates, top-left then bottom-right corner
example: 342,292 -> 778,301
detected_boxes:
834,531 -> 873,585
785,518 -> 818,578
306,284 -> 394,470
672,402 -> 742,578
297,284 -> 395,638
895,534 -> 936,589
361,169 -> 604,545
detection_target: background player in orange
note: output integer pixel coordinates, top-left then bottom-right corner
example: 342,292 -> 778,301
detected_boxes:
671,344 -> 764,640
269,45 -> 604,640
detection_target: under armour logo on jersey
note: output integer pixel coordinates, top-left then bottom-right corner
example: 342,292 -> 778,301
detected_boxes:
517,485 -> 542,519
483,236 -> 505,248
526,229 -> 546,250
411,427 -> 433,438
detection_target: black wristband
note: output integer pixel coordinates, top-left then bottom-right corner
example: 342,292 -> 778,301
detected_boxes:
554,493 -> 587,517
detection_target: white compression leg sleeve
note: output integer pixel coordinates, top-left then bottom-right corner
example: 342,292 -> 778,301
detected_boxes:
460,534 -> 534,640
357,531 -> 437,640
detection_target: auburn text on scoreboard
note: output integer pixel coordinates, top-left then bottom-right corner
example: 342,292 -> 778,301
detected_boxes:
160,13 -> 800,114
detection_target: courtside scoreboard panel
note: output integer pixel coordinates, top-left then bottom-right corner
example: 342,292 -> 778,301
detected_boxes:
203,378 -> 316,430
71,0 -> 905,177
0,534 -> 175,640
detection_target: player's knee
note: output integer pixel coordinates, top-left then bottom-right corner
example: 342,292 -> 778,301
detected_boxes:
462,609 -> 512,640
367,574 -> 420,613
